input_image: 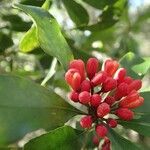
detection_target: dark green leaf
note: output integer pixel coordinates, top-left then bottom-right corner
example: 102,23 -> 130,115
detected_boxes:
20,0 -> 45,6
119,115 -> 150,136
19,0 -> 52,53
0,75 -> 81,145
2,14 -> 31,32
83,0 -> 117,9
24,126 -> 83,150
108,128 -> 140,150
0,32 -> 13,53
62,0 -> 89,26
14,4 -> 73,70
79,6 -> 118,31
120,52 -> 150,79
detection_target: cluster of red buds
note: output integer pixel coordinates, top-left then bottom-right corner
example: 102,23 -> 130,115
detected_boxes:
65,58 -> 144,149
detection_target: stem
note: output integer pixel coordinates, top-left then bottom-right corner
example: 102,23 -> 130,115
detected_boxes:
41,58 -> 57,86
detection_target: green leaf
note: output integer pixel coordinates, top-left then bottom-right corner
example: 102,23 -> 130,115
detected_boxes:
2,14 -> 31,32
0,75 -> 81,145
119,115 -> 150,137
79,6 -> 118,31
108,128 -> 140,150
135,89 -> 150,113
20,0 -> 45,6
19,26 -> 39,52
19,0 -> 52,53
120,52 -> 150,79
62,0 -> 89,26
0,32 -> 13,53
132,57 -> 150,75
15,3 -> 73,70
83,0 -> 117,10
24,126 -> 83,150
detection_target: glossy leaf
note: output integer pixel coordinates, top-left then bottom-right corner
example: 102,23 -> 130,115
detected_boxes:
108,128 -> 140,150
119,115 -> 150,137
0,75 -> 81,145
14,4 -> 73,70
62,0 -> 89,26
120,52 -> 150,79
19,0 -> 52,52
24,126 -> 83,150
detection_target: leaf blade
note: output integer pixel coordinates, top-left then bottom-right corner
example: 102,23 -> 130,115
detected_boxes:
15,4 -> 73,69
0,74 -> 80,145
24,126 -> 83,150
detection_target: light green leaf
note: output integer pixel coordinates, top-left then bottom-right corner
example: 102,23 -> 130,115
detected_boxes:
19,0 -> 52,52
0,75 -> 81,145
120,52 -> 150,79
108,128 -> 140,150
19,26 -> 39,52
132,57 -> 150,75
24,126 -> 83,150
15,3 -> 73,69
62,0 -> 89,26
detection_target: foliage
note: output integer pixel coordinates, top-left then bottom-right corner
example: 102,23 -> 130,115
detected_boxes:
0,0 -> 150,149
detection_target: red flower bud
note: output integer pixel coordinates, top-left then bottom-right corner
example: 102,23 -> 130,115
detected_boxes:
86,58 -> 99,79
80,80 -> 91,92
69,59 -> 85,81
115,68 -> 126,84
115,108 -> 134,121
105,96 -> 115,105
107,118 -> 117,128
119,91 -> 144,109
90,94 -> 101,107
69,91 -> 79,102
96,124 -> 108,138
119,90 -> 141,108
127,79 -> 142,94
123,76 -> 133,85
65,69 -> 81,91
102,137 -> 111,150
104,59 -> 119,77
102,77 -> 117,92
97,103 -> 110,118
79,91 -> 91,104
114,82 -> 128,100
91,71 -> 107,87
80,115 -> 92,128
92,135 -> 99,146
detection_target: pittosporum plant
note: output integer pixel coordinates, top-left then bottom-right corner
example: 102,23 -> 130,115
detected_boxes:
0,0 -> 150,150
65,58 -> 144,149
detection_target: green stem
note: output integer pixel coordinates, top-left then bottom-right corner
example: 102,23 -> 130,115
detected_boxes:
41,58 -> 57,86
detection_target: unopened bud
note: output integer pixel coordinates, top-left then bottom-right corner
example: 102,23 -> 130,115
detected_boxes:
104,59 -> 119,77
69,59 -> 85,81
86,58 -> 99,80
97,103 -> 110,118
115,108 -> 134,121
